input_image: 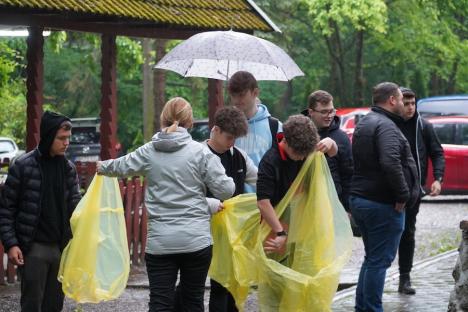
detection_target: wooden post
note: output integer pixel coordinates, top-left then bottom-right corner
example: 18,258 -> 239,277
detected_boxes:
208,79 -> 224,129
100,34 -> 118,160
26,27 -> 44,152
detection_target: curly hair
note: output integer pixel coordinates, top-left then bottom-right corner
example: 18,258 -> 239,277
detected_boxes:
214,106 -> 248,137
283,115 -> 319,156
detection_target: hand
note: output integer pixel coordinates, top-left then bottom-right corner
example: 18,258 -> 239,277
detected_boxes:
96,161 -> 103,174
263,235 -> 287,254
394,202 -> 405,212
8,246 -> 24,266
216,202 -> 224,213
316,138 -> 334,154
430,180 -> 441,196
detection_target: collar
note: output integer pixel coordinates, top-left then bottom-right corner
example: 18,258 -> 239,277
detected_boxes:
277,133 -> 287,161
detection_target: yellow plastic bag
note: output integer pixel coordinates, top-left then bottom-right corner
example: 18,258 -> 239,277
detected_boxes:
58,175 -> 130,303
210,152 -> 353,311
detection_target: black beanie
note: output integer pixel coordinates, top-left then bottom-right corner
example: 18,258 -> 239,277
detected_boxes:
38,111 -> 71,156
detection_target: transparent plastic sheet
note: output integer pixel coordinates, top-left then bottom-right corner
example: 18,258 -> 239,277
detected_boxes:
210,152 -> 353,311
58,175 -> 130,303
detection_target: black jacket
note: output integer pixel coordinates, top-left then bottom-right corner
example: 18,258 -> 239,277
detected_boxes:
0,149 -> 81,253
351,106 -> 420,207
318,116 -> 353,211
398,113 -> 445,189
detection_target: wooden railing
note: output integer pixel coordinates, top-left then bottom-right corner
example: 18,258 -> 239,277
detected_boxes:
0,162 -> 148,284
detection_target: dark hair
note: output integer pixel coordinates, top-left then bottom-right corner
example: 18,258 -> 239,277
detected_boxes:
60,121 -> 72,131
227,71 -> 258,95
307,90 -> 333,109
214,106 -> 248,137
283,115 -> 318,156
400,87 -> 416,99
372,82 -> 400,105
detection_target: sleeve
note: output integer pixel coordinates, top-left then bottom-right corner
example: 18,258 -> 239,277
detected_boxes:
424,121 -> 445,181
376,125 -> 410,203
256,154 -> 277,201
238,147 -> 258,186
99,144 -> 152,177
201,151 -> 235,201
337,134 -> 353,211
206,197 -> 221,215
66,162 -> 82,216
0,163 -> 22,250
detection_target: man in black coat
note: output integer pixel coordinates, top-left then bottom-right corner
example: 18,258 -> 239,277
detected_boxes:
302,90 -> 353,212
350,82 -> 420,312
396,87 -> 445,295
0,111 -> 81,311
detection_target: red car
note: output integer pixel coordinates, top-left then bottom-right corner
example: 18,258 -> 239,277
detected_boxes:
426,116 -> 468,194
336,107 -> 370,141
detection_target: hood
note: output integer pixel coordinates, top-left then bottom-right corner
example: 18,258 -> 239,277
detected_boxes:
152,127 -> 192,152
249,104 -> 271,123
38,111 -> 71,157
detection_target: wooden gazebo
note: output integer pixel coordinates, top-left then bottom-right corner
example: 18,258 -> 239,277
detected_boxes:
0,0 -> 279,160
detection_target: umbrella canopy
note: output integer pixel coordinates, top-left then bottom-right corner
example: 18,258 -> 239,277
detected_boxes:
155,30 -> 304,81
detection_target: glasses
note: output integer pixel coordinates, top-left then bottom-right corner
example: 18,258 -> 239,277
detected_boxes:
311,108 -> 336,116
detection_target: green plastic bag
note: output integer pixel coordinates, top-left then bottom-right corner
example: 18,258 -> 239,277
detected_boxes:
58,175 -> 130,303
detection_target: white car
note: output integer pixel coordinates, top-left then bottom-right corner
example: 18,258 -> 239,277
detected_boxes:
0,137 -> 24,165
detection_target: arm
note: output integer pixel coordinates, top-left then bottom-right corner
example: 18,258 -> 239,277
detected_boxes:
97,143 -> 152,177
337,134 -> 353,211
376,125 -> 409,206
206,197 -> 223,215
0,164 -> 24,265
66,162 -> 82,215
424,121 -> 445,195
202,152 -> 235,201
317,137 -> 338,157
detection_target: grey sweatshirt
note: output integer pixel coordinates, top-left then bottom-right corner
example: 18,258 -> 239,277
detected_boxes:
99,128 -> 235,255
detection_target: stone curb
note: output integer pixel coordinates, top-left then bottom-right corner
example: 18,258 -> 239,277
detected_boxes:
332,248 -> 458,302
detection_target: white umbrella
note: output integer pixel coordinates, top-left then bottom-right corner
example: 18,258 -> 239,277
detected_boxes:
154,30 -> 304,81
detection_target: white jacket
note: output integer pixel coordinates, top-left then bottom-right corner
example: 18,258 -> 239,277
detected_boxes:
100,127 -> 235,255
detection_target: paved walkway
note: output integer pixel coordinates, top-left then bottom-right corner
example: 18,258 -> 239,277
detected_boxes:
332,250 -> 458,312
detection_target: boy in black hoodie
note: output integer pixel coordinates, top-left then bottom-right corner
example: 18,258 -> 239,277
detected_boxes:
397,87 -> 445,295
0,111 -> 81,311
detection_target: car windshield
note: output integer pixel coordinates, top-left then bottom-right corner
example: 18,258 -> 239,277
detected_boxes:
0,140 -> 15,153
418,99 -> 468,117
71,128 -> 100,144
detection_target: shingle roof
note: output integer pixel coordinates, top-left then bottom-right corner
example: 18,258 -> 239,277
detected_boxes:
0,0 -> 278,32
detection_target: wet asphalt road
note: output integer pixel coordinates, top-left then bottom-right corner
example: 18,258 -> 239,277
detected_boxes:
1,196 -> 466,311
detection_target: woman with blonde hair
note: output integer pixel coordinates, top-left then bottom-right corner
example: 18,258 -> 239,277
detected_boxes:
97,97 -> 235,311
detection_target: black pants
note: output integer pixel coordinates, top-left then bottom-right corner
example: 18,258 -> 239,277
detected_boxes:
20,242 -> 64,312
145,245 -> 212,312
398,196 -> 421,275
209,279 -> 238,312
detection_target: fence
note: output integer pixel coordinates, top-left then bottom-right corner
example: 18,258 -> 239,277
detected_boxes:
0,162 -> 148,284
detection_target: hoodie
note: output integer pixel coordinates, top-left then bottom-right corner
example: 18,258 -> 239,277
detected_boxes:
235,104 -> 282,167
99,127 -> 235,255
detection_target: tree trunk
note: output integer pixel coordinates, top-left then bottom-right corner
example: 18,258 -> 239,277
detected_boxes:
142,39 -> 154,141
354,30 -> 365,106
153,39 -> 167,132
278,81 -> 293,118
446,59 -> 459,94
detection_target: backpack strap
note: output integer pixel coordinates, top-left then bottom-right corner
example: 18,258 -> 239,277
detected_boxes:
268,116 -> 280,148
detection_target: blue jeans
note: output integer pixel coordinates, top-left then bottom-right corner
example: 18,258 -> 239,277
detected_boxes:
350,196 -> 405,312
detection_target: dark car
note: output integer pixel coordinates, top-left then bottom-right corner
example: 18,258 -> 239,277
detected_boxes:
189,119 -> 210,142
417,95 -> 468,117
66,117 -> 102,162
